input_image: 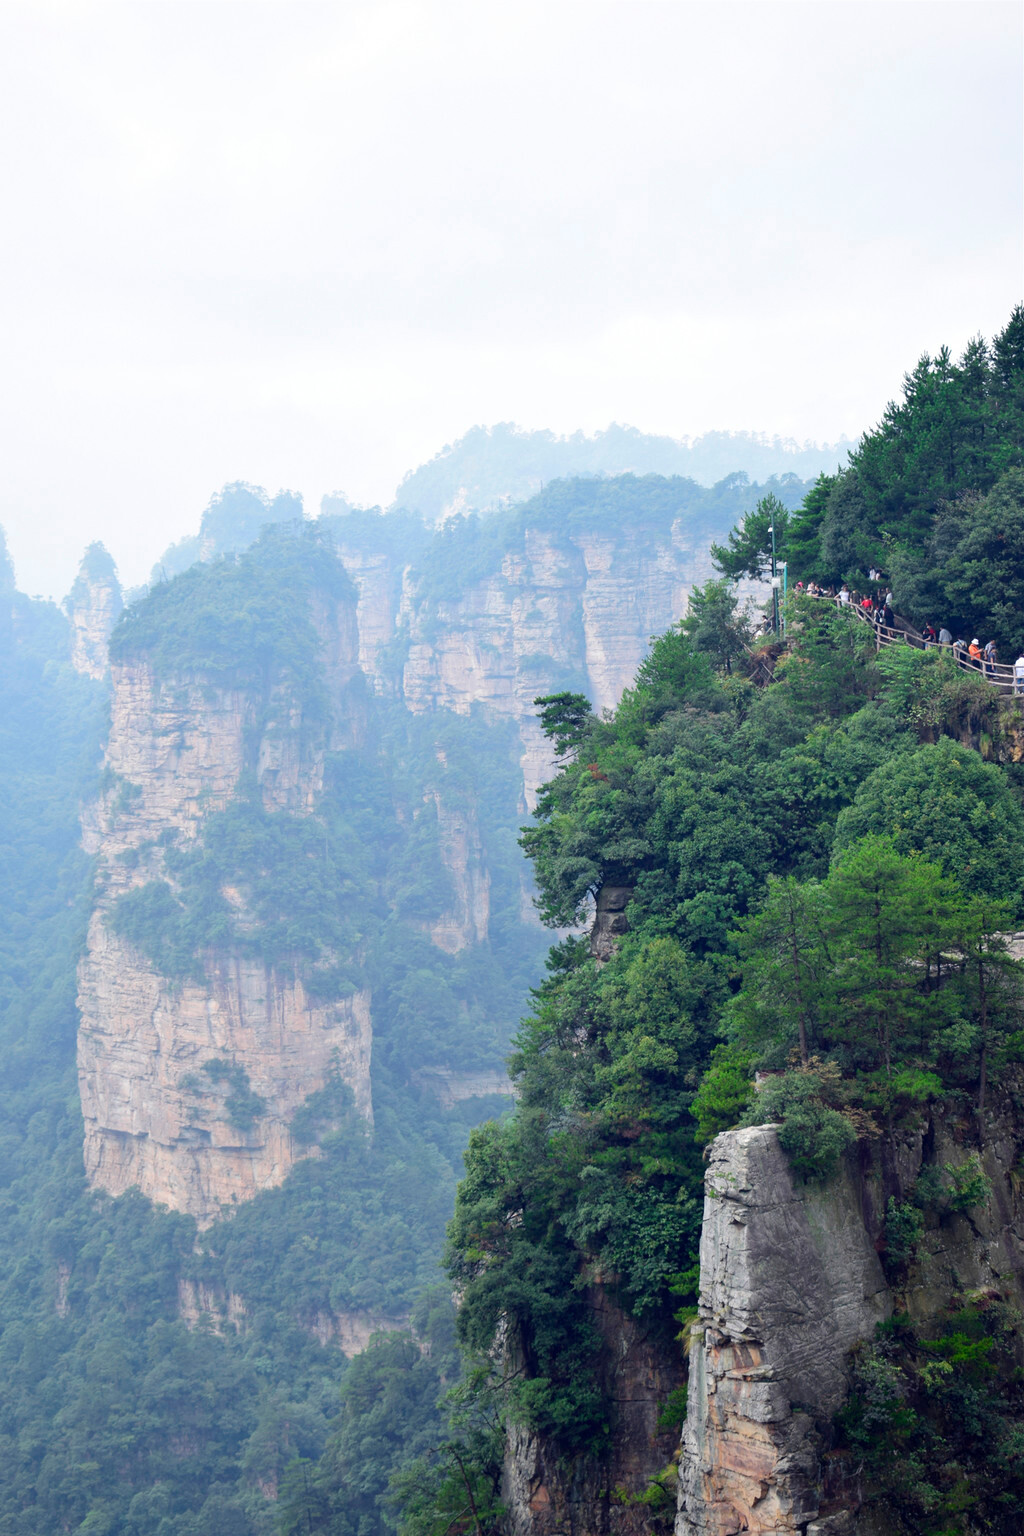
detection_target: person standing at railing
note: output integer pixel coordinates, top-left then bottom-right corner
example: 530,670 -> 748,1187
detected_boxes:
922,622 -> 937,648
883,601 -> 895,630
939,625 -> 952,646
969,639 -> 983,666
1015,651 -> 1024,696
954,637 -> 968,666
839,583 -> 851,606
984,639 -> 998,678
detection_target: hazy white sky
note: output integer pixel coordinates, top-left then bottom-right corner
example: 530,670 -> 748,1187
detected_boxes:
0,0 -> 1020,598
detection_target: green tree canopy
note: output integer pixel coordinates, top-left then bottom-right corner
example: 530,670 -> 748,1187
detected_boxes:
833,735 -> 1024,911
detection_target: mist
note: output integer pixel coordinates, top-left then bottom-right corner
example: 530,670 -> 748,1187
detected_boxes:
0,0 -> 1019,597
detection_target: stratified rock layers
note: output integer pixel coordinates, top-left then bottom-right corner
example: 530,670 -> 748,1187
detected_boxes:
68,551 -> 123,679
78,925 -> 371,1220
78,608 -> 371,1225
677,1127 -> 890,1536
353,522 -> 741,805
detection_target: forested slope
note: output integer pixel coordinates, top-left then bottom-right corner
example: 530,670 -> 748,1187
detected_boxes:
0,524 -> 547,1535
0,314 -> 1020,1536
379,310 -> 1024,1536
0,461 -> 813,1536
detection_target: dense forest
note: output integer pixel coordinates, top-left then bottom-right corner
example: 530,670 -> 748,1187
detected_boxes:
370,309 -> 1024,1536
0,522 -> 548,1535
0,311 -> 1021,1536
0,458 -> 817,1535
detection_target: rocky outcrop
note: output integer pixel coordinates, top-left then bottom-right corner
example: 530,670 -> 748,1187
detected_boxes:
332,541 -> 405,682
411,1066 -> 513,1106
177,1277 -> 400,1356
77,591 -> 371,1225
67,543 -> 122,679
590,885 -> 633,964
78,926 -> 371,1224
677,1127 -> 889,1536
677,1103 -> 1024,1536
391,525 -> 745,806
418,792 -> 491,953
503,1282 -> 686,1536
304,1307 -> 410,1355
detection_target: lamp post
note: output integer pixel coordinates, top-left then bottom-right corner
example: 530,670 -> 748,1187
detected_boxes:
779,561 -> 788,637
768,523 -> 779,634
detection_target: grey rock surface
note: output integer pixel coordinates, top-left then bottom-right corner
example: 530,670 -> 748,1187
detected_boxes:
677,1125 -> 889,1536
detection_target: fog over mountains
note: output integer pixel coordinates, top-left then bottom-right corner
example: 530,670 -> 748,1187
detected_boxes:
388,423 -> 854,525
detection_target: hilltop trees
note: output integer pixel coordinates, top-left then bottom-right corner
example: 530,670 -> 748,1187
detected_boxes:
752,308 -> 1024,612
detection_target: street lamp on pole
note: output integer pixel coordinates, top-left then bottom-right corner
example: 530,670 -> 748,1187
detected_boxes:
768,523 -> 779,634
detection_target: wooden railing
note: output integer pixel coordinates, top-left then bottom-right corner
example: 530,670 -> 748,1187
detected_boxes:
811,594 -> 1022,695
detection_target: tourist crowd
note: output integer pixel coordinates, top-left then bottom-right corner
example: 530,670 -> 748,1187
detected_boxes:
786,575 -> 1024,694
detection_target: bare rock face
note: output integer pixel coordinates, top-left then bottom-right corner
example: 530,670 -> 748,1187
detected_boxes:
67,544 -> 123,679
333,542 -> 404,682
78,922 -> 371,1224
503,1282 -> 686,1536
590,885 -> 633,964
177,1276 -> 403,1356
394,524 -> 729,806
77,594 -> 371,1226
677,1126 -> 890,1536
411,1066 -> 513,1106
418,792 -> 491,953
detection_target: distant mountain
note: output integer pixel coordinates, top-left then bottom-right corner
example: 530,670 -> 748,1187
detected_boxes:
149,482 -> 304,585
392,422 -> 854,523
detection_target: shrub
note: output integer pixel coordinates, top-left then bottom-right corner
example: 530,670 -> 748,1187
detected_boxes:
884,1197 -> 925,1269
742,1064 -> 856,1180
945,1154 -> 991,1213
692,1046 -> 756,1145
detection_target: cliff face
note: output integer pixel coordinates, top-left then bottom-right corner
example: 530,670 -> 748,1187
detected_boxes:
76,494 -> 765,1230
395,525 -> 723,805
677,1127 -> 889,1536
77,595 -> 371,1227
419,793 -> 490,953
503,1280 -> 686,1536
67,547 -> 123,679
677,1108 -> 1024,1536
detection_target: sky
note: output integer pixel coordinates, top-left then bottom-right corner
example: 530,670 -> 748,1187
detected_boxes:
0,0 -> 1020,599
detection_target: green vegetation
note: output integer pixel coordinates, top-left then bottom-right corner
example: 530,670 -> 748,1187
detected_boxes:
407,471 -> 812,605
837,1303 -> 1024,1533
152,483 -> 306,583
404,311 -> 1024,1535
733,308 -> 1024,653
2,314 -> 1024,1536
392,421 -> 849,523
114,520 -> 354,710
0,524 -> 550,1535
64,540 -> 122,616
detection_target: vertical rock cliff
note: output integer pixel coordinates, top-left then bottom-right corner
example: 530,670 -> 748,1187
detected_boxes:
677,1107 -> 1024,1536
78,538 -> 372,1226
66,542 -> 123,679
677,1127 -> 889,1536
396,521 -> 724,805
417,791 -> 490,953
502,1280 -> 687,1536
321,481 -> 778,808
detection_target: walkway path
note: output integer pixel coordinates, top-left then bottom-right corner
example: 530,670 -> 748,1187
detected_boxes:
814,595 -> 1021,696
